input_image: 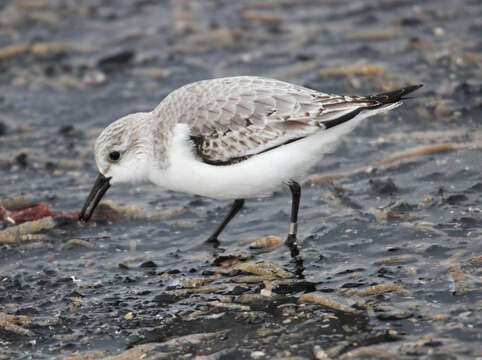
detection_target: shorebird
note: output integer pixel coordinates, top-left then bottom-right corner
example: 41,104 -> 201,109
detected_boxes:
79,76 -> 422,247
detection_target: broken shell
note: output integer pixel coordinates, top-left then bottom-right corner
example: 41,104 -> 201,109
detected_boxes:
249,235 -> 282,249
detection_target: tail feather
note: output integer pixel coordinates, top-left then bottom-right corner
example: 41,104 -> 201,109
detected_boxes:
367,84 -> 423,104
322,84 -> 422,129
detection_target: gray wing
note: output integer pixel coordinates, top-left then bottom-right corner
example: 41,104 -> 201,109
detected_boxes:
154,76 -> 382,165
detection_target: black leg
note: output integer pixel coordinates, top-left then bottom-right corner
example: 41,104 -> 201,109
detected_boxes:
286,181 -> 301,246
206,199 -> 245,244
285,181 -> 304,278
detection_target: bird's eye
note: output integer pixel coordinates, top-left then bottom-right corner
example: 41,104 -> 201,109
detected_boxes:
108,151 -> 120,161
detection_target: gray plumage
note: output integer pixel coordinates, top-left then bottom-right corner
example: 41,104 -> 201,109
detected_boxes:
152,76 -> 398,165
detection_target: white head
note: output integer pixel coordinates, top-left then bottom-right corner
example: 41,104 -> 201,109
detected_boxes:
79,112 -> 153,222
94,112 -> 152,184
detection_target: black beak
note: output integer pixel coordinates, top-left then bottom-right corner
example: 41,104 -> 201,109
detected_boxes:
79,173 -> 111,222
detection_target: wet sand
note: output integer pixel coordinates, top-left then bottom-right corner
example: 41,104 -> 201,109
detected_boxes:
0,0 -> 481,359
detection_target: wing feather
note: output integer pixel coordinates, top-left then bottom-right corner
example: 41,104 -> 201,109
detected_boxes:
154,76 -> 389,164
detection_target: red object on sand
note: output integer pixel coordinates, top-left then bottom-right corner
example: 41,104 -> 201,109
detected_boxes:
52,204 -> 125,222
8,202 -> 125,224
10,203 -> 53,222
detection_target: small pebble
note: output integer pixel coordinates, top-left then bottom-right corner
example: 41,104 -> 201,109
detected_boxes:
251,350 -> 265,359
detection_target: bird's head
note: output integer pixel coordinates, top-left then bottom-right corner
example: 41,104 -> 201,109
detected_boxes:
79,112 -> 152,222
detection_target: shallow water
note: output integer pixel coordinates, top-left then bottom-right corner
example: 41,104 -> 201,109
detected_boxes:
0,0 -> 481,359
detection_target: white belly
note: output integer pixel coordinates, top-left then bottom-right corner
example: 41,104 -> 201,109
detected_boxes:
148,117 -> 368,200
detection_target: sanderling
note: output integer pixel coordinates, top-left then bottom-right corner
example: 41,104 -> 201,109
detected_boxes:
79,76 -> 422,246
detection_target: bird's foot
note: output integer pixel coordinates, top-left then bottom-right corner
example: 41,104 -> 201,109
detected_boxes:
205,235 -> 220,248
285,234 -> 298,247
285,234 -> 304,279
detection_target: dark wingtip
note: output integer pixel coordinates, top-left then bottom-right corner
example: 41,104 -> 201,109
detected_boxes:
369,84 -> 423,104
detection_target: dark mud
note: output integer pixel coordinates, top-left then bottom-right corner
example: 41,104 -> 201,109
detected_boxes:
0,0 -> 481,359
